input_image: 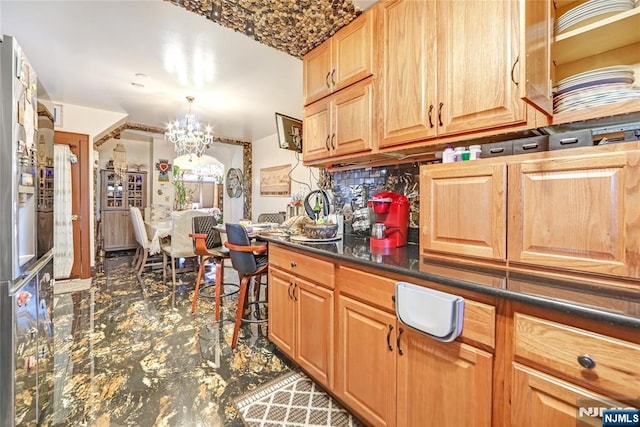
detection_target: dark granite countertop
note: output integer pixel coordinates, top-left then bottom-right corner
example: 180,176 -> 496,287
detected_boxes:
260,234 -> 640,330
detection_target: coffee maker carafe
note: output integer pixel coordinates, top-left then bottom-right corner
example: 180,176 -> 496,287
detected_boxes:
368,191 -> 409,248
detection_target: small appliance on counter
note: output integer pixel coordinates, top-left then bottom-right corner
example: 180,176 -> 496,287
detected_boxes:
368,191 -> 409,248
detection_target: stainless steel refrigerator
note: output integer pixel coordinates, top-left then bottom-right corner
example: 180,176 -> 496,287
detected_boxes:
0,35 -> 55,427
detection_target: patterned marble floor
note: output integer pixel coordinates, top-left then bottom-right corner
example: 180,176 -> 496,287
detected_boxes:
45,253 -> 293,426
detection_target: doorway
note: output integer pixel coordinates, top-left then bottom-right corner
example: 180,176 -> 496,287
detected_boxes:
54,131 -> 91,279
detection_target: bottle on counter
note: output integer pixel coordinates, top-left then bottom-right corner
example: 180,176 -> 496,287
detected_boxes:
453,147 -> 466,162
313,195 -> 322,221
442,146 -> 455,163
469,144 -> 482,160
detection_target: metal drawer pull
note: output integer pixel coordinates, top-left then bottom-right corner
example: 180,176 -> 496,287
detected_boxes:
288,282 -> 293,299
521,143 -> 539,150
560,137 -> 579,145
331,68 -> 336,86
490,147 -> 505,154
577,354 -> 596,369
293,283 -> 298,301
438,102 -> 444,127
397,327 -> 404,356
325,135 -> 330,151
325,71 -> 331,89
330,133 -> 336,150
291,261 -> 297,268
386,325 -> 394,351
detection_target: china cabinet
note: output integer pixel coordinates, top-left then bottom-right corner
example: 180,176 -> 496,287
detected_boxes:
100,170 -> 147,251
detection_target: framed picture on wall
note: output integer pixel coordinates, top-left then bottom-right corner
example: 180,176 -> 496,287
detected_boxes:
53,104 -> 63,127
275,113 -> 302,153
260,164 -> 291,196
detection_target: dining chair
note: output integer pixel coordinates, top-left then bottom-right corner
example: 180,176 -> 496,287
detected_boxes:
129,207 -> 161,276
161,210 -> 208,294
257,212 -> 286,224
190,216 -> 238,320
224,223 -> 269,349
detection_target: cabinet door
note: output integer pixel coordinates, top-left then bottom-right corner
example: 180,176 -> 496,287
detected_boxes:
437,0 -> 525,135
421,162 -> 507,261
397,328 -> 493,427
267,269 -> 295,358
302,98 -> 331,162
102,210 -> 133,251
332,9 -> 375,92
512,364 -> 625,427
303,40 -> 332,105
378,0 -> 437,148
333,78 -> 375,158
519,0 -> 553,116
337,295 -> 396,427
508,150 -> 640,279
295,278 -> 334,388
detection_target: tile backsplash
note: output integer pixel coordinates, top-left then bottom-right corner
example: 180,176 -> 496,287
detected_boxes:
326,162 -> 436,243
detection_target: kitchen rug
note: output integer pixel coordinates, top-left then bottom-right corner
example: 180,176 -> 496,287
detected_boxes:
235,371 -> 363,427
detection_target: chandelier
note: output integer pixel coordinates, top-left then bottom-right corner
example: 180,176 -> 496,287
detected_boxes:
165,96 -> 214,156
112,143 -> 127,182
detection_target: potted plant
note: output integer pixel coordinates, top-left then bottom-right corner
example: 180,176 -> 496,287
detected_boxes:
172,165 -> 187,210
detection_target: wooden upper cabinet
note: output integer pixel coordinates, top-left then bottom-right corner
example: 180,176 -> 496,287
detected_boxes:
378,0 -> 436,148
508,150 -> 640,279
303,78 -> 375,164
420,162 -> 507,261
379,0 -> 526,149
519,0 -> 553,116
437,0 -> 525,136
302,9 -> 375,106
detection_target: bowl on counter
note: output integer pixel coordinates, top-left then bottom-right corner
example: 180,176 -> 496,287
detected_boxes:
303,223 -> 338,239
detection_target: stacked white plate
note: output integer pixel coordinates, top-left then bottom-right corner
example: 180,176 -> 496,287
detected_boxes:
553,65 -> 639,113
555,0 -> 636,34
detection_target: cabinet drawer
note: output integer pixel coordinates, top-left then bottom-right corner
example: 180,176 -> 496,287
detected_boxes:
338,266 -> 396,313
269,244 -> 335,289
514,313 -> 640,398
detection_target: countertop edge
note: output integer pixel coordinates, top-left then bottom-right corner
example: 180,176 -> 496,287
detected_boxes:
264,237 -> 640,330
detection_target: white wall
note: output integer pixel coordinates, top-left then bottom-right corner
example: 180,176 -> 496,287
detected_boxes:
52,102 -> 128,268
251,133 -> 319,220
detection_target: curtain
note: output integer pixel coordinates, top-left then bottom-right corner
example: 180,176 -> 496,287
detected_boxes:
54,145 -> 74,279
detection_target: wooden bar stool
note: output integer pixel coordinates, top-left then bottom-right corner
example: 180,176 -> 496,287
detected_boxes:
190,216 -> 238,321
224,223 -> 269,349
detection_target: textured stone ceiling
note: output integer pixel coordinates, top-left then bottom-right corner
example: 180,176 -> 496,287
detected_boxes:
167,0 -> 363,58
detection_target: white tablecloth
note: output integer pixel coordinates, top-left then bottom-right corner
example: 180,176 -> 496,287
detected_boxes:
145,220 -> 171,255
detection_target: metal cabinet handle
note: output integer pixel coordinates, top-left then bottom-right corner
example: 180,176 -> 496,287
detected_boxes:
560,137 -> 579,145
290,261 -> 297,268
386,325 -> 394,351
521,143 -> 539,150
511,55 -> 519,87
428,104 -> 434,128
577,354 -> 596,369
330,133 -> 336,150
397,327 -> 404,356
325,71 -> 331,89
331,68 -> 336,86
325,135 -> 330,151
490,147 -> 505,154
288,282 -> 293,299
438,102 -> 444,127
293,283 -> 298,301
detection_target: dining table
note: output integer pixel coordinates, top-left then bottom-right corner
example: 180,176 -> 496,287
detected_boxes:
145,220 -> 172,255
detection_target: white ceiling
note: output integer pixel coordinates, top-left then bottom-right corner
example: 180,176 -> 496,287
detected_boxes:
2,0 -> 367,142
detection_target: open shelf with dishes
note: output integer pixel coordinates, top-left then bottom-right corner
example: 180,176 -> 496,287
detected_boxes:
551,0 -> 640,124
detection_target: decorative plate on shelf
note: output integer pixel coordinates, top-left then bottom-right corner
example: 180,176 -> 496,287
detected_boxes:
226,168 -> 243,198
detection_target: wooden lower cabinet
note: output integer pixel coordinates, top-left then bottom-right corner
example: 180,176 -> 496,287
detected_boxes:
397,327 -> 493,427
268,267 -> 334,388
336,295 -> 397,427
511,364 -> 624,427
101,209 -> 136,251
